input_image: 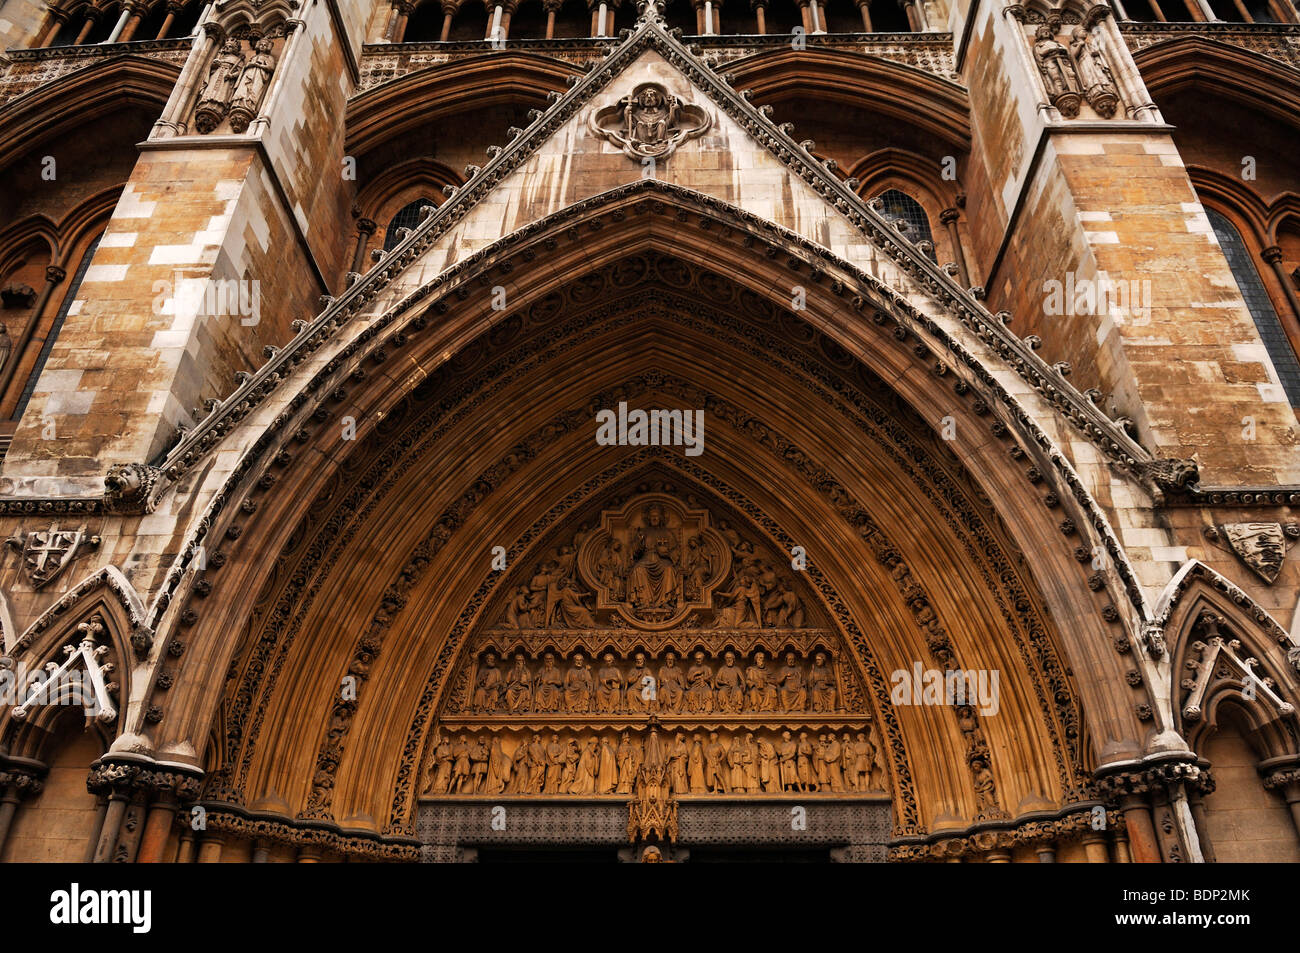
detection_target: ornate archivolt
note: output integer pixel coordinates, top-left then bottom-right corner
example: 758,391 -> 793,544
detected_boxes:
184,249 -> 1109,853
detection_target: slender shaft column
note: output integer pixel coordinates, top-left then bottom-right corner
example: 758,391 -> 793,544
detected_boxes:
74,12 -> 98,44
1081,833 -> 1110,863
92,796 -> 130,863
176,829 -> 197,862
486,3 -> 503,38
1263,771 -> 1300,845
105,5 -> 134,43
1035,843 -> 1057,862
856,0 -> 873,30
440,6 -> 454,40
1262,246 -> 1300,326
251,839 -> 271,862
351,219 -> 378,273
544,0 -> 557,36
0,771 -> 40,856
1187,791 -> 1216,864
84,797 -> 109,862
1118,794 -> 1161,863
808,0 -> 822,31
137,794 -> 180,863
37,9 -> 71,46
117,4 -> 146,42
939,207 -> 969,288
156,1 -> 184,39
753,0 -> 767,33
197,834 -> 225,862
1,264 -> 66,416
298,845 -> 322,862
391,1 -> 413,41
88,763 -> 140,864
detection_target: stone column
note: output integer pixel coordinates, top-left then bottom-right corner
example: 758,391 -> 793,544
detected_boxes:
88,762 -> 140,864
196,832 -> 225,862
116,2 -> 146,42
939,207 -> 969,288
156,0 -> 185,39
36,8 -> 72,47
391,0 -> 414,42
73,10 -> 99,45
544,0 -> 560,37
251,839 -> 271,862
751,0 -> 767,33
350,218 -> 378,274
1262,246 -> 1300,327
1081,832 -> 1110,862
856,0 -> 872,31
1264,768 -> 1300,845
136,769 -> 202,863
0,770 -> 43,856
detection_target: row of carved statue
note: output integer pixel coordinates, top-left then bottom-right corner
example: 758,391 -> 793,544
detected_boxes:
423,727 -> 887,798
460,648 -> 843,715
1032,24 -> 1120,119
194,33 -> 279,134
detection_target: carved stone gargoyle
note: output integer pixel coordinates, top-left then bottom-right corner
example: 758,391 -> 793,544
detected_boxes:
590,82 -> 710,161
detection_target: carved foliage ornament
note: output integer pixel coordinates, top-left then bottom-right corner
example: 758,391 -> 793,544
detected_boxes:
589,82 -> 710,161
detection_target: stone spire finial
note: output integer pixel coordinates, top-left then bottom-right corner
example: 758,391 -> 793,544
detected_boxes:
636,0 -> 666,24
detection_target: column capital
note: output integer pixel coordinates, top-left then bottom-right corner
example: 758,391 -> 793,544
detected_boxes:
1261,244 -> 1284,265
45,264 -> 67,285
939,207 -> 961,225
356,217 -> 378,235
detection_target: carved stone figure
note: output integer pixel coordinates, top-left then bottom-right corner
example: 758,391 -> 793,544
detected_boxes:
814,734 -> 830,790
808,651 -> 836,713
533,653 -> 563,712
727,736 -> 746,792
627,504 -> 680,611
757,736 -> 778,793
715,650 -> 745,713
472,652 -> 502,712
428,732 -> 453,795
1069,26 -> 1119,118
544,734 -> 567,794
746,651 -> 778,711
625,651 -> 653,713
564,652 -> 594,713
616,731 -> 641,795
823,733 -> 845,793
778,730 -> 799,791
589,81 -> 710,161
597,735 -> 619,794
572,737 -> 598,795
778,652 -> 807,711
668,732 -> 689,796
194,38 -> 245,134
713,572 -> 762,628
450,736 -> 471,794
840,733 -> 856,792
469,736 -> 490,793
658,651 -> 685,712
227,36 -> 277,134
504,653 -> 532,712
526,734 -> 547,793
854,731 -> 875,791
505,585 -> 536,628
596,652 -> 623,714
1033,25 -> 1082,118
796,731 -> 815,792
688,733 -> 707,793
484,736 -> 510,794
704,731 -> 728,792
505,737 -> 530,793
686,650 -> 714,713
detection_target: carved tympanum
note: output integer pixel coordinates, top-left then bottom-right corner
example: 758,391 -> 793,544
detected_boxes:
589,82 -> 710,161
423,488 -> 884,802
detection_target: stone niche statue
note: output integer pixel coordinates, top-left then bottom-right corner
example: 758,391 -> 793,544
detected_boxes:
589,82 -> 710,161
194,38 -> 245,134
227,36 -> 279,134
1069,27 -> 1120,118
1032,24 -> 1082,119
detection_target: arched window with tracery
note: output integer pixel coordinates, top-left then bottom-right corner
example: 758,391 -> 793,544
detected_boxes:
383,198 -> 435,251
874,188 -> 936,261
1205,207 -> 1300,407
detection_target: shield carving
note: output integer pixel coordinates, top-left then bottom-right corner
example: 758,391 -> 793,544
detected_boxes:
6,523 -> 97,589
1220,522 -> 1288,584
